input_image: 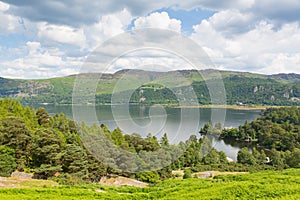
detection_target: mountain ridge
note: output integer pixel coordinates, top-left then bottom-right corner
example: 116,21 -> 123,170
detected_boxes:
0,69 -> 299,106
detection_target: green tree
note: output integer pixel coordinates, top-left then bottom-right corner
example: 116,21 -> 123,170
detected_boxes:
203,148 -> 220,165
36,107 -> 51,127
61,144 -> 89,179
160,133 -> 169,147
0,117 -> 32,170
0,145 -> 17,177
237,148 -> 256,165
111,127 -> 125,146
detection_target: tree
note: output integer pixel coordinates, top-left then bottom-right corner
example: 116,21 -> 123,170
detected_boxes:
61,144 -> 89,179
36,107 -> 51,127
237,148 -> 256,165
0,145 -> 17,177
203,148 -> 220,164
111,127 -> 125,146
286,148 -> 300,168
0,117 -> 33,170
160,133 -> 169,147
270,150 -> 285,169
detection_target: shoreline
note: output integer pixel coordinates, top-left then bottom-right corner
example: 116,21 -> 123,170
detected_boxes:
32,103 -> 299,110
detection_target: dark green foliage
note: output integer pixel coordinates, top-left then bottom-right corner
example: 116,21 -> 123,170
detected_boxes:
237,148 -> 256,165
221,107 -> 300,169
221,107 -> 300,151
183,168 -> 192,179
0,145 -> 17,177
0,117 -> 33,170
36,107 -> 51,127
0,98 -> 107,181
61,144 -> 89,179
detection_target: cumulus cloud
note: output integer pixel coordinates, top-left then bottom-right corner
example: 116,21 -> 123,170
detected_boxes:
83,8 -> 132,49
37,23 -> 86,47
0,0 -> 258,27
191,10 -> 300,74
1,0 -> 300,78
0,1 -> 24,34
0,41 -> 82,79
134,12 -> 181,32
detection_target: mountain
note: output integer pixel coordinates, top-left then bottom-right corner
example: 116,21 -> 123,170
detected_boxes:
0,69 -> 299,106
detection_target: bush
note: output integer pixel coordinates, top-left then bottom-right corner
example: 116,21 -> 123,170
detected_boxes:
183,169 -> 192,179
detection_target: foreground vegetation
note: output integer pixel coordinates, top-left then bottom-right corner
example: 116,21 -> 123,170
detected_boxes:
1,169 -> 300,199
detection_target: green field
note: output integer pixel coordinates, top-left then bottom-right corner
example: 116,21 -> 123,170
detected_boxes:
1,169 -> 299,200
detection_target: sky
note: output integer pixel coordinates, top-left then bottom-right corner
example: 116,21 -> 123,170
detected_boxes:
0,0 -> 300,79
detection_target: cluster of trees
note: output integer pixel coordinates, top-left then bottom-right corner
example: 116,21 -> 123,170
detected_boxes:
0,99 -> 177,183
0,98 -> 102,182
221,107 -> 300,168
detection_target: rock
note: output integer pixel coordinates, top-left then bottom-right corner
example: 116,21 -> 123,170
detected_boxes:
11,171 -> 33,179
99,176 -> 148,188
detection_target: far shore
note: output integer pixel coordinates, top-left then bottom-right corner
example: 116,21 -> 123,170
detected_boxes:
165,104 -> 272,110
34,103 -> 299,111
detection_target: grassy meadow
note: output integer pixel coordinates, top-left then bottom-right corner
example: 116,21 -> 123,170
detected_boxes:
1,169 -> 299,200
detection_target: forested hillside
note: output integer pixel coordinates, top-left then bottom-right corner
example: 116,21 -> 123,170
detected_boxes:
0,69 -> 299,106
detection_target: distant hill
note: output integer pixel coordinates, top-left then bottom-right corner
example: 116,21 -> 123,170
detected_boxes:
0,69 -> 299,106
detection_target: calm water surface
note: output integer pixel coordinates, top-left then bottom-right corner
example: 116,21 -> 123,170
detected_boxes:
38,104 -> 262,160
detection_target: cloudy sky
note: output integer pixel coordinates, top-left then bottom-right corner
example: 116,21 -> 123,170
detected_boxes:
0,0 -> 300,79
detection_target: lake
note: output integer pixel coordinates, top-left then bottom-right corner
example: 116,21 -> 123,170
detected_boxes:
37,104 -> 262,160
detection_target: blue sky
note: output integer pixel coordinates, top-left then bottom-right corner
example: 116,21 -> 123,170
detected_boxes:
0,0 -> 300,79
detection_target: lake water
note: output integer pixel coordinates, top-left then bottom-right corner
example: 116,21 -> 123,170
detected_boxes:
38,104 -> 261,160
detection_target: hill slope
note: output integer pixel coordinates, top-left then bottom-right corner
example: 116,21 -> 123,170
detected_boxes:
0,69 -> 299,105
0,169 -> 299,199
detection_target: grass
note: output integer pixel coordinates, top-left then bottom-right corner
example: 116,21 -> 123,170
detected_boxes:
1,169 -> 300,199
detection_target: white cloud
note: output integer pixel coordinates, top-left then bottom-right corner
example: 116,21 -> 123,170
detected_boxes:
37,22 -> 86,47
134,12 -> 181,32
0,41 -> 82,79
0,1 -> 9,11
1,0 -> 300,79
83,9 -> 133,49
0,3 -> 21,34
191,10 -> 300,74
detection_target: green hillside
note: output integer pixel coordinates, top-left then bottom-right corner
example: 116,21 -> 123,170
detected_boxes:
0,69 -> 300,105
0,169 -> 299,200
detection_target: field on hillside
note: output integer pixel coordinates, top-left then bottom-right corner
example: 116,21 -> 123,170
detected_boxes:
1,169 -> 299,200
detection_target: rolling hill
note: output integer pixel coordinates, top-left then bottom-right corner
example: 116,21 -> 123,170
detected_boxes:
0,69 -> 300,106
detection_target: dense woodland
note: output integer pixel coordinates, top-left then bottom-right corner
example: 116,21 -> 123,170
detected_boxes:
0,98 -> 299,185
